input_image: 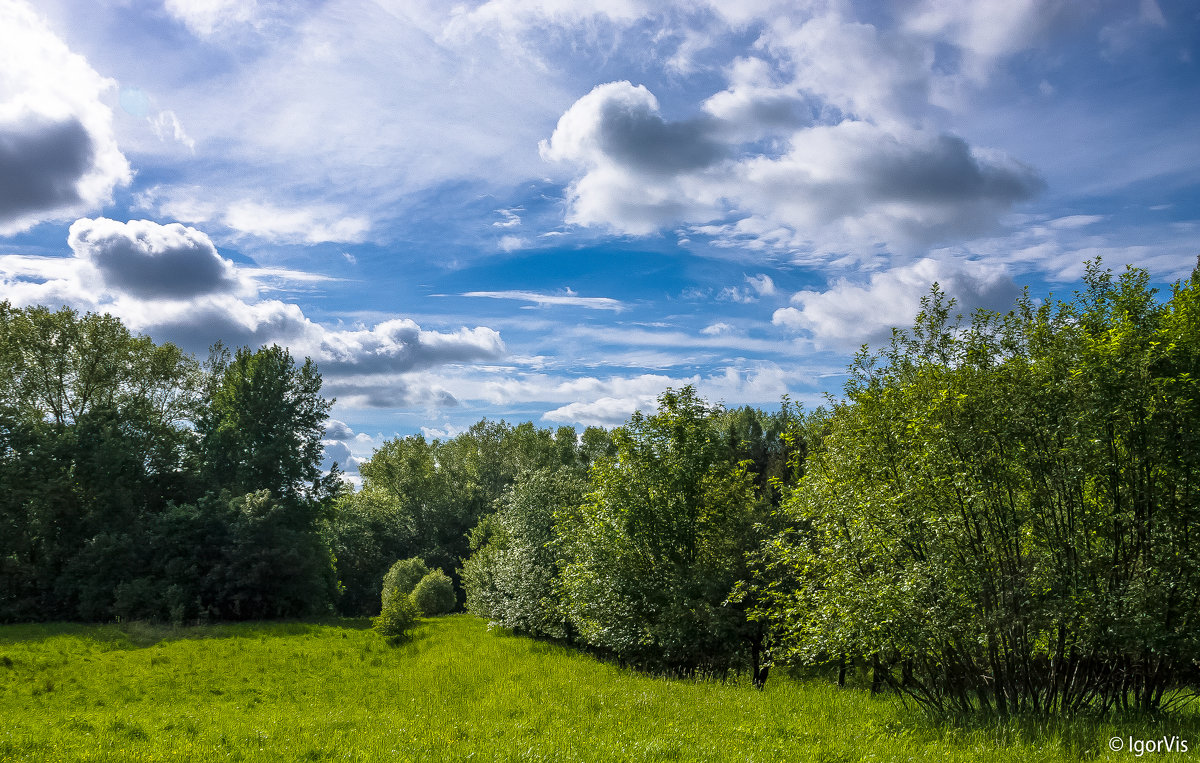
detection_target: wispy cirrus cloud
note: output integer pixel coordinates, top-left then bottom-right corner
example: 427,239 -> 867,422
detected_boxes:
458,289 -> 626,311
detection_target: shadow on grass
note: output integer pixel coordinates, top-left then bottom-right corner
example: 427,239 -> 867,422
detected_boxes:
0,617 -> 377,648
899,706 -> 1200,760
379,619 -> 436,653
811,674 -> 1200,761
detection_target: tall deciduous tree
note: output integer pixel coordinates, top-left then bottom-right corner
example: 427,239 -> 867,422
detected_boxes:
196,343 -> 338,503
0,302 -> 200,621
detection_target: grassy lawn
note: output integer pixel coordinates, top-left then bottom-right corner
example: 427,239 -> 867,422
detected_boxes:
0,614 -> 1196,761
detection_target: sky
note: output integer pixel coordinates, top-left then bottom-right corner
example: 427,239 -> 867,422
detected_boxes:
1,0 -> 1198,482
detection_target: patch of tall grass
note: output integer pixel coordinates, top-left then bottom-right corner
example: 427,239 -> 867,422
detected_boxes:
0,615 -> 1195,761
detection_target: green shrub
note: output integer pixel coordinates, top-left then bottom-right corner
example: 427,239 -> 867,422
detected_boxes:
411,569 -> 456,616
381,557 -> 429,611
372,592 -> 419,640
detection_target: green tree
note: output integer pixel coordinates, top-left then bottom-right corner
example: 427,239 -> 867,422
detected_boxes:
0,303 -> 199,621
461,466 -> 587,639
374,591 -> 419,641
190,343 -> 341,619
327,490 -> 416,616
755,264 -> 1200,715
196,343 -> 338,503
348,419 -> 593,609
556,387 -> 765,680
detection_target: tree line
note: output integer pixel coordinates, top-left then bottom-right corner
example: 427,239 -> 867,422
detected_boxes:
3,259 -> 1198,716
454,261 -> 1200,714
0,303 -> 339,622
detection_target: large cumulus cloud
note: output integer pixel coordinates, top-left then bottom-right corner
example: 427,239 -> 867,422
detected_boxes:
542,80 -> 1043,253
0,1 -> 131,234
540,82 -> 728,235
68,218 -> 241,299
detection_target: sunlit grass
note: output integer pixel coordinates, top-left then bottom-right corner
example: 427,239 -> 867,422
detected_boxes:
0,615 -> 1196,761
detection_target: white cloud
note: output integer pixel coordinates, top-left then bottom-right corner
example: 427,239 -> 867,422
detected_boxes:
223,201 -> 370,245
746,273 -> 777,296
540,361 -> 793,426
316,319 -> 505,375
700,322 -> 735,336
721,123 -> 1043,253
700,56 -> 807,135
498,235 -> 527,252
137,0 -> 575,237
163,0 -> 257,37
1047,214 -> 1105,230
718,273 -> 780,303
763,11 -> 934,125
149,110 -> 195,151
142,189 -> 371,245
1099,0 -> 1168,56
904,0 -> 1067,83
772,257 -> 1020,347
420,422 -> 467,440
568,324 -> 803,355
459,288 -> 625,311
542,396 -> 653,427
0,0 -> 131,234
1,220 -> 509,401
324,419 -> 355,441
936,214 -> 1200,284
444,0 -> 656,43
539,81 -> 726,234
493,208 -> 522,228
718,286 -> 758,304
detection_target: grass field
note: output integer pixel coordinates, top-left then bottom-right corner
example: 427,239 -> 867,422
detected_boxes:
1,615 -> 1196,761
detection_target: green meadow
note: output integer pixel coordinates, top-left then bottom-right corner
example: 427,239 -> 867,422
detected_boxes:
0,615 -> 1195,762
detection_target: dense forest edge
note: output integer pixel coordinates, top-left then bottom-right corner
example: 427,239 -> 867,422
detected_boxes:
2,258 -> 1199,718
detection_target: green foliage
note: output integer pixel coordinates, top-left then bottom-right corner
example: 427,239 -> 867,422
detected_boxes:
411,569 -> 456,616
0,303 -> 340,623
381,557 -> 430,610
715,399 -> 806,505
325,488 -> 416,617
339,419 -> 608,613
196,343 -> 339,504
0,303 -> 201,621
755,262 -> 1200,715
373,591 -> 420,640
461,466 -> 587,638
556,386 -> 766,677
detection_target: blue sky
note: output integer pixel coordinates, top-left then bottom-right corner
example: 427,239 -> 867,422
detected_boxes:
1,0 -> 1198,481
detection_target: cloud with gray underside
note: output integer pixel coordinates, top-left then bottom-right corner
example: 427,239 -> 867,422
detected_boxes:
68,217 -> 240,299
596,95 -> 726,175
0,118 -> 94,222
322,377 -> 460,409
542,81 -> 1044,250
324,419 -> 355,441
317,319 -> 505,375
